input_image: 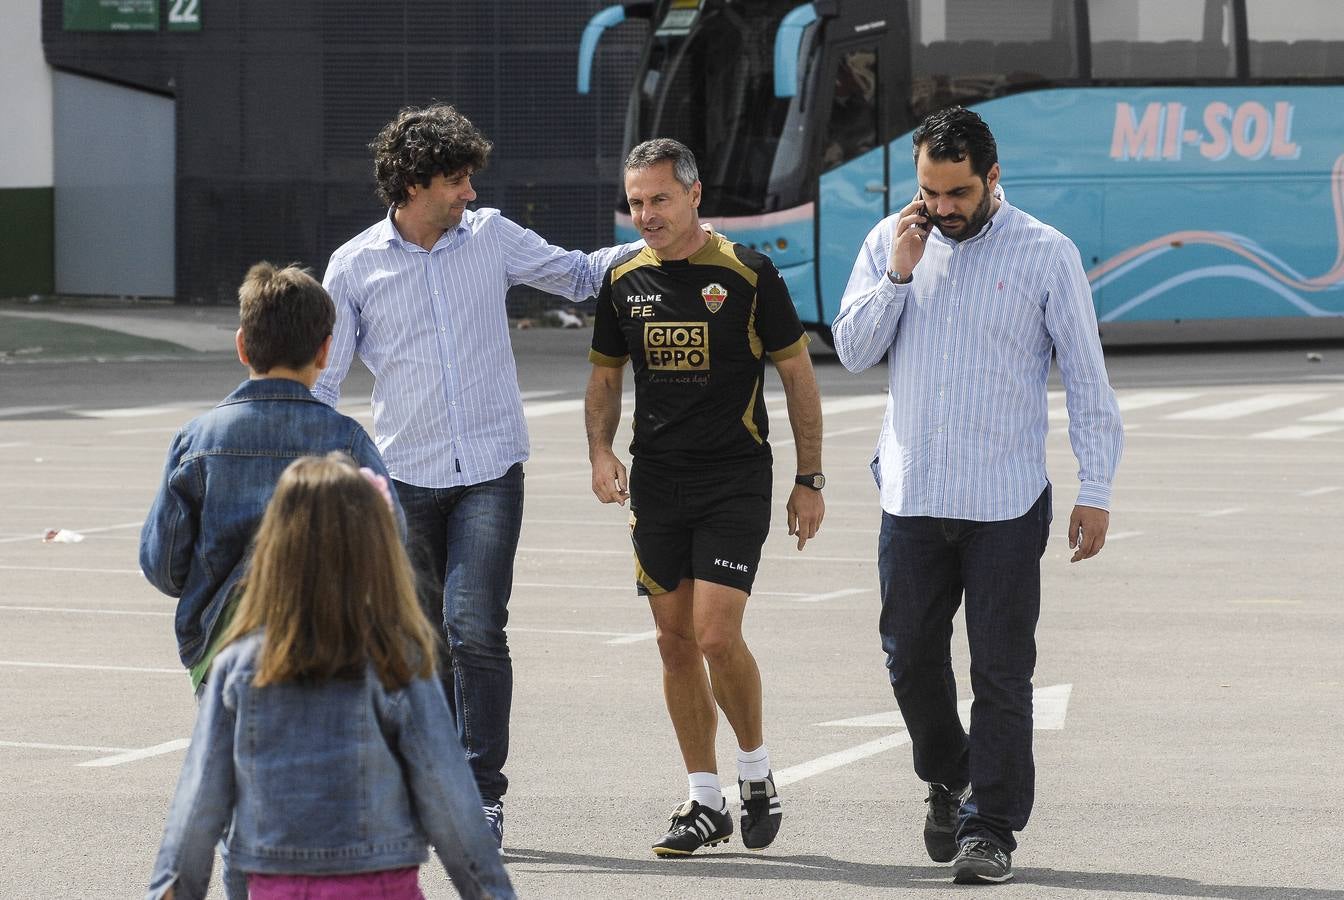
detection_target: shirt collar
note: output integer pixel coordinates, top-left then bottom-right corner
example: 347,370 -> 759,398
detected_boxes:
222,377 -> 320,404
376,207 -> 471,251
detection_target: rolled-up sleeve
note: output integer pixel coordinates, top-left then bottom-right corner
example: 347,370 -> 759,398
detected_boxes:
313,256 -> 358,407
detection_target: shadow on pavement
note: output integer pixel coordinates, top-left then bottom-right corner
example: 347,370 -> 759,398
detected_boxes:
504,848 -> 1344,898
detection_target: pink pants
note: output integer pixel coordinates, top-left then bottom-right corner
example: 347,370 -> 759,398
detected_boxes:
247,866 -> 423,900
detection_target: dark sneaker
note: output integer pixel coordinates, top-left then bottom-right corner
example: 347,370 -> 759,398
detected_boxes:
738,772 -> 783,850
482,803 -> 504,854
923,782 -> 967,863
651,800 -> 732,857
952,838 -> 1013,884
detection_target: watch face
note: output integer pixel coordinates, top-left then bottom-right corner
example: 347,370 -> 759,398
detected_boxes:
812,473 -> 826,489
798,473 -> 825,489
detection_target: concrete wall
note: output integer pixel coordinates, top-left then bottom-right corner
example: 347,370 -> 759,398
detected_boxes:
52,72 -> 175,297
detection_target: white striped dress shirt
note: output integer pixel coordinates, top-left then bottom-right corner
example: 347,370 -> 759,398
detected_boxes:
314,208 -> 636,488
832,191 -> 1123,521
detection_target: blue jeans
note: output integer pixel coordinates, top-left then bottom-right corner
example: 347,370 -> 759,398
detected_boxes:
877,486 -> 1051,853
394,464 -> 524,806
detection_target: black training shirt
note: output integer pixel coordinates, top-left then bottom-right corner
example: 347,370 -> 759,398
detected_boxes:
589,233 -> 808,468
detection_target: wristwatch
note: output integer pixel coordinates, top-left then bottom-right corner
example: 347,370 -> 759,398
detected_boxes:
795,472 -> 826,490
886,270 -> 912,285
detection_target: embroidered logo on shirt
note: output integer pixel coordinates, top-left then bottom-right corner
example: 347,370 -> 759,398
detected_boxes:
997,280 -> 1005,291
644,322 -> 709,371
701,282 -> 728,314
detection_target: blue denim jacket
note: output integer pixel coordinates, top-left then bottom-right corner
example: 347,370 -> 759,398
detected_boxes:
139,378 -> 400,668
145,633 -> 515,900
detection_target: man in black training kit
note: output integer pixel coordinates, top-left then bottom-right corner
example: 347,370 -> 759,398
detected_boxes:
585,138 -> 825,857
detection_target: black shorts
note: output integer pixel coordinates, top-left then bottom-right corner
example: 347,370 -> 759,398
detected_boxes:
627,459 -> 772,596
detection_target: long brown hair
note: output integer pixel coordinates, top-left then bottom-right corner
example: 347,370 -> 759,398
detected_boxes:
223,453 -> 436,689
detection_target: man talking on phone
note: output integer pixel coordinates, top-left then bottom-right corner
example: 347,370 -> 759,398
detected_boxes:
831,106 -> 1123,885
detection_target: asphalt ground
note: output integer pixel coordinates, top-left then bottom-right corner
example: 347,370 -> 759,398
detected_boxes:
1,311 -> 1342,899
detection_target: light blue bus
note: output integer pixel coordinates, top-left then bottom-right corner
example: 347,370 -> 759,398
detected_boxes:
579,0 -> 1344,343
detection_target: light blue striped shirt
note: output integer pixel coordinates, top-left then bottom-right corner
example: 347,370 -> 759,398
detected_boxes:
314,208 -> 636,488
832,191 -> 1123,521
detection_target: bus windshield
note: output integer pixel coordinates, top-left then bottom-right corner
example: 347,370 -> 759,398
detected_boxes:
628,0 -> 797,216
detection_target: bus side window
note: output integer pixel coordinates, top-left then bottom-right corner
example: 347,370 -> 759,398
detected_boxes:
821,49 -> 878,173
1246,0 -> 1344,78
1087,0 -> 1233,79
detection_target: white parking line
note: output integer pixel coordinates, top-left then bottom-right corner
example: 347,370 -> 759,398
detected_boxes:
70,405 -> 184,419
780,685 -> 1073,788
0,565 -> 142,574
107,426 -> 182,436
781,588 -> 867,604
818,685 -> 1072,730
0,405 -> 71,418
0,605 -> 172,617
1251,424 -> 1344,440
0,740 -> 131,754
78,739 -> 191,768
0,660 -> 179,674
819,395 -> 889,415
523,399 -> 586,419
1199,507 -> 1245,518
1116,391 -> 1204,411
517,547 -> 875,563
0,521 -> 143,544
605,630 -> 658,645
523,467 -> 595,483
509,626 -> 637,638
773,732 -> 913,788
774,424 -> 874,449
515,582 -> 854,601
514,581 -> 634,592
1301,407 -> 1344,423
1300,486 -> 1342,497
1165,393 -> 1324,421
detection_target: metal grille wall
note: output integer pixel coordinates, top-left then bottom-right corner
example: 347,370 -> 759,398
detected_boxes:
42,1 -> 645,308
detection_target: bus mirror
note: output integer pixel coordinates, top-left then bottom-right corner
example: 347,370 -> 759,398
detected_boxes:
578,3 -> 654,94
774,4 -> 820,98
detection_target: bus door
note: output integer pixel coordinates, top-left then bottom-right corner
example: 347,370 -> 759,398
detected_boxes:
815,39 -> 886,331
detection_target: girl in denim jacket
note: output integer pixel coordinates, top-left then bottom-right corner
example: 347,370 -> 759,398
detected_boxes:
146,453 -> 515,900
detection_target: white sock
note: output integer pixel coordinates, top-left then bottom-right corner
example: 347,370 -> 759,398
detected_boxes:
687,771 -> 725,809
736,744 -> 771,781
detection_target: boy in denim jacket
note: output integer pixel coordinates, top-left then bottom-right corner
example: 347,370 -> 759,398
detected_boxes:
140,262 -> 400,692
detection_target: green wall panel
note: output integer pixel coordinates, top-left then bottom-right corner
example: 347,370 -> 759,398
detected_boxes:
0,188 -> 55,296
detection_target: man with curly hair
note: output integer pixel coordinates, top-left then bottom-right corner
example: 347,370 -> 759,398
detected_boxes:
313,103 -> 639,851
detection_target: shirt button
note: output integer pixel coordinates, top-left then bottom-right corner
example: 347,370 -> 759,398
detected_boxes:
946,316 -> 952,323
440,327 -> 446,332
943,353 -> 949,360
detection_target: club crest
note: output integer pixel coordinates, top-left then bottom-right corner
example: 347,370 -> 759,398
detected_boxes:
701,282 -> 727,313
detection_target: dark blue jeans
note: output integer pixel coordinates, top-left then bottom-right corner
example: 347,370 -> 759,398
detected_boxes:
878,486 -> 1051,853
394,463 -> 524,806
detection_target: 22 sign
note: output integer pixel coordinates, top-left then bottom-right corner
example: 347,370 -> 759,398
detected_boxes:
168,0 -> 201,31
